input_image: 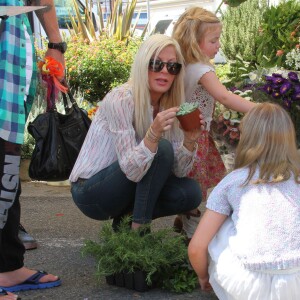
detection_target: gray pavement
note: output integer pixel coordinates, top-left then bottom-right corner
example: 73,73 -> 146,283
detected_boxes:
18,180 -> 218,300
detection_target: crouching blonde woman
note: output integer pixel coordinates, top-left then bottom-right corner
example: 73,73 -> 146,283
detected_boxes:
69,34 -> 203,230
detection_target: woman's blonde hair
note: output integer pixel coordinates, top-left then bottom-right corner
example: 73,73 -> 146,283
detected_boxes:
130,34 -> 185,140
172,6 -> 221,64
235,102 -> 300,185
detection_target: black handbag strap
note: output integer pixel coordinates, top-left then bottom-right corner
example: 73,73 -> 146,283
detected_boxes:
61,90 -> 79,113
47,79 -> 79,114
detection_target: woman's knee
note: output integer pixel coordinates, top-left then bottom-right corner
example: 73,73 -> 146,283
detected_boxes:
156,139 -> 174,167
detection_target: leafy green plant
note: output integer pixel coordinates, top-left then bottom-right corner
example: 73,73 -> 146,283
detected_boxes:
256,0 -> 300,68
160,263 -> 198,293
82,217 -> 193,291
176,102 -> 198,116
220,0 -> 267,63
215,63 -> 230,82
65,36 -> 141,103
224,55 -> 258,88
67,0 -> 146,42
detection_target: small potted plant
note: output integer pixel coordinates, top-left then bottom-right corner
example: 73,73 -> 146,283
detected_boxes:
176,102 -> 201,131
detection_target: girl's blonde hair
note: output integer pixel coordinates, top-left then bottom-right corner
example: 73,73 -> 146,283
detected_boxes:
172,6 -> 221,64
235,102 -> 300,185
130,34 -> 185,140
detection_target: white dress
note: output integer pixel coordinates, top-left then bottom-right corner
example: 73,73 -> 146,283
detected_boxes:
206,168 -> 300,300
209,219 -> 300,300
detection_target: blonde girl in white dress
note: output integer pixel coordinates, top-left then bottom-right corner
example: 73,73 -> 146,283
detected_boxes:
188,102 -> 300,300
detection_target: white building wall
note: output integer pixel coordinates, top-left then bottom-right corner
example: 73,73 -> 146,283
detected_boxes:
136,0 -> 221,31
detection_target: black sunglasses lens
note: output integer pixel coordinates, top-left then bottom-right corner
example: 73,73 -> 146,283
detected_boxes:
149,59 -> 181,75
166,63 -> 182,75
149,60 -> 163,72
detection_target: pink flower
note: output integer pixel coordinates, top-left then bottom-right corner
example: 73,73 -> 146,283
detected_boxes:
276,50 -> 284,56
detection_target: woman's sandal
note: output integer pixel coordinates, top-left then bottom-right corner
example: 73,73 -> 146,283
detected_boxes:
173,210 -> 201,243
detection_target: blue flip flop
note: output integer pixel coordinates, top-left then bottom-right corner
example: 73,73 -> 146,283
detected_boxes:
0,271 -> 61,292
0,288 -> 21,299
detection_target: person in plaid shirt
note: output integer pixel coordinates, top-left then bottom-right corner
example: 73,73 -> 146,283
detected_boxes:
0,0 -> 65,297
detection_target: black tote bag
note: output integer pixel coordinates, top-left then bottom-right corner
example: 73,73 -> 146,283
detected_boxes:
28,91 -> 91,181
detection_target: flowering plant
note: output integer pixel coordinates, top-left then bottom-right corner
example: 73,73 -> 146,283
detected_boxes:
260,72 -> 300,109
87,106 -> 99,120
260,71 -> 300,146
285,39 -> 300,71
214,89 -> 253,145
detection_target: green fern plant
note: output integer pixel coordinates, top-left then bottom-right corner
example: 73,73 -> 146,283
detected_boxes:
82,217 -> 194,291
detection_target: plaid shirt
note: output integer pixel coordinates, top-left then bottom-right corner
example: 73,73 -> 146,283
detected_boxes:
0,0 -> 37,144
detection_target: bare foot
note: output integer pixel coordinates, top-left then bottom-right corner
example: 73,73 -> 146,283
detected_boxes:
0,267 -> 58,287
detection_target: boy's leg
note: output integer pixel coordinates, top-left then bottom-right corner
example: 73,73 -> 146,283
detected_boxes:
0,139 -> 24,272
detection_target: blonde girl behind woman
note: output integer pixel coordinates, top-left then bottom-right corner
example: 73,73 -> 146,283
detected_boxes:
189,103 -> 300,299
172,6 -> 256,239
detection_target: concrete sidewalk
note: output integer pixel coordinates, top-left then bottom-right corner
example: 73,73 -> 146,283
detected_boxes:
18,181 -> 218,300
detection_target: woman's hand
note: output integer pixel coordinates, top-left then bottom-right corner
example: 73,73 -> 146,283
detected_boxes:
151,107 -> 179,136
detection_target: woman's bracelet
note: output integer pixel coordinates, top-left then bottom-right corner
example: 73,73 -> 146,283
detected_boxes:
145,126 -> 161,143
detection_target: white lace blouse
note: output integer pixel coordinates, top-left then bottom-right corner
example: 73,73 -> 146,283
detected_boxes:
184,63 -> 215,131
69,84 -> 196,183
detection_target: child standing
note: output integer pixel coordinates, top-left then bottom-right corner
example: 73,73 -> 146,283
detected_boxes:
172,6 -> 256,238
189,103 -> 300,299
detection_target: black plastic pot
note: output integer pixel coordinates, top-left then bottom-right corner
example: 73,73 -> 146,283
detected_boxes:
123,271 -> 134,289
134,270 -> 149,292
105,274 -> 115,285
104,270 -> 151,292
115,272 -> 125,287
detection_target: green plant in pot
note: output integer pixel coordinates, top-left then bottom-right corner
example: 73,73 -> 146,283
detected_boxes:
82,217 -> 197,293
176,102 -> 201,131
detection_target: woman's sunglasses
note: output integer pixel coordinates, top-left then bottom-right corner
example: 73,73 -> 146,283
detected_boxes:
148,59 -> 182,75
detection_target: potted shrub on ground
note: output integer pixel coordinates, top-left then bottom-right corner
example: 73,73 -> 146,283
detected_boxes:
82,217 -> 197,293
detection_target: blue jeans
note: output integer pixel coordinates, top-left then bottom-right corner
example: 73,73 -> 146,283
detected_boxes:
71,139 -> 201,224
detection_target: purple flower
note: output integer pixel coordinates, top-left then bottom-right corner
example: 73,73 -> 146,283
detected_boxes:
280,81 -> 292,94
273,76 -> 285,84
288,72 -> 299,83
291,92 -> 300,101
272,73 -> 283,77
283,98 -> 292,109
272,84 -> 282,91
294,84 -> 300,93
272,91 -> 281,98
262,84 -> 272,94
265,75 -> 274,82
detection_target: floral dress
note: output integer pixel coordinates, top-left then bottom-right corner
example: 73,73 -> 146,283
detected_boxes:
184,62 -> 226,200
